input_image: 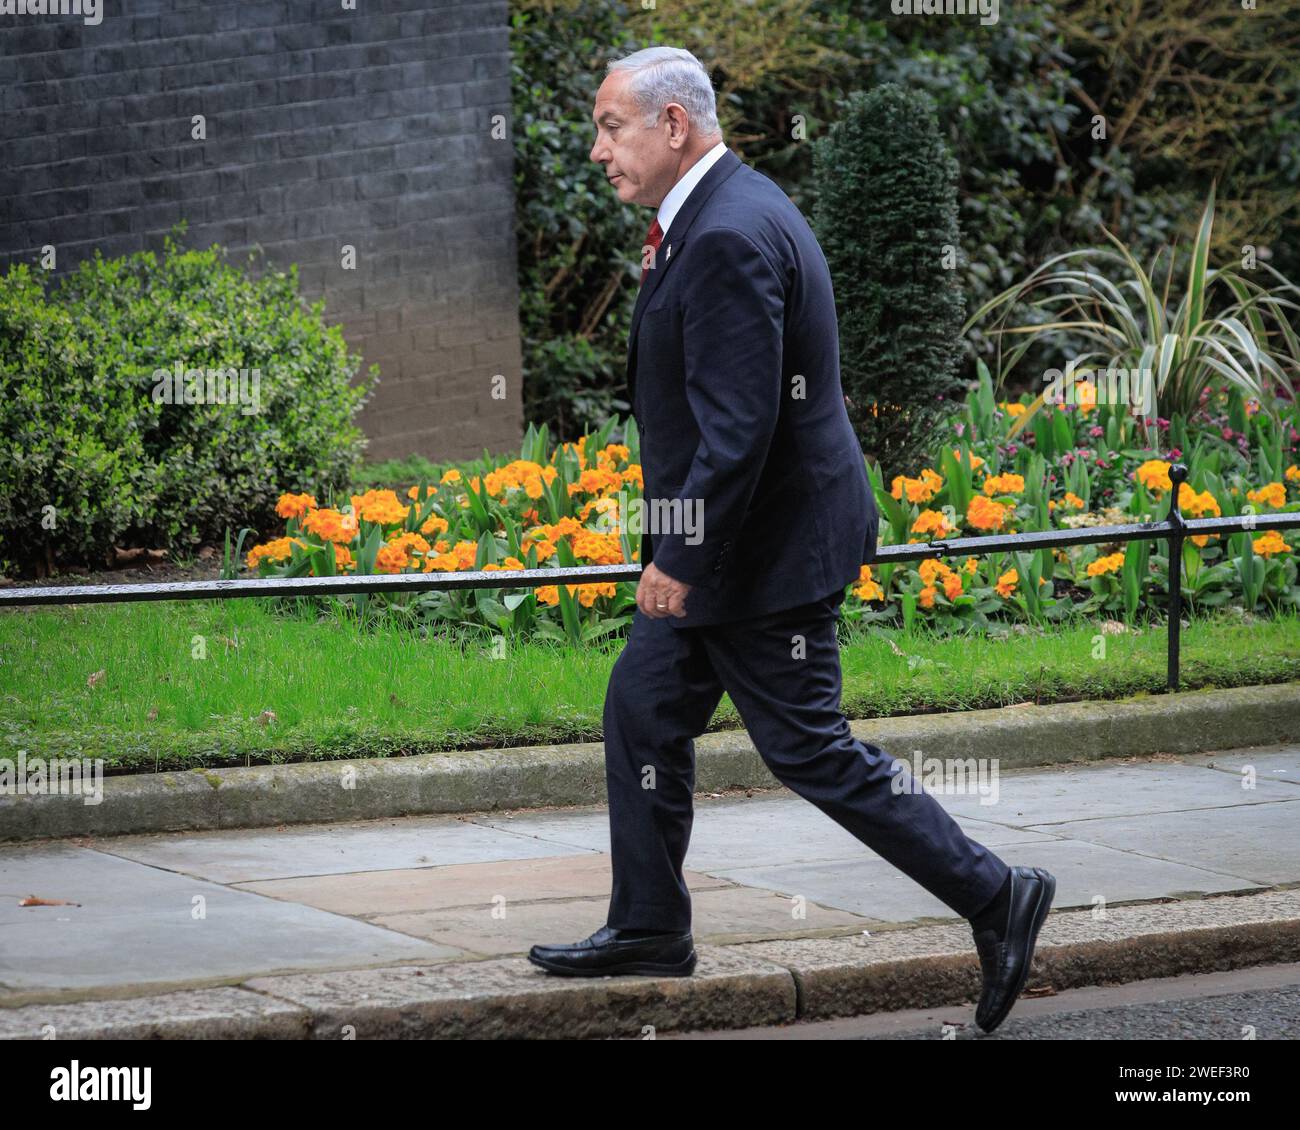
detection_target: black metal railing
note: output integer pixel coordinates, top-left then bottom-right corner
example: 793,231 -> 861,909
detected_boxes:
4,465 -> 1298,690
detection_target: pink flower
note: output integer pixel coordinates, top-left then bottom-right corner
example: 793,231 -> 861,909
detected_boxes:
1089,426 -> 1104,437
1222,428 -> 1234,440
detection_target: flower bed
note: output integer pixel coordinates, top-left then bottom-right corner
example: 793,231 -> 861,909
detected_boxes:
851,366 -> 1298,631
243,373 -> 1299,638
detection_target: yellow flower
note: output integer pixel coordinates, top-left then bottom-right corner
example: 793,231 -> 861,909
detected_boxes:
1001,402 -> 1027,417
966,495 -> 1008,531
1076,379 -> 1097,414
1285,465 -> 1300,483
1062,492 -> 1085,509
1086,552 -> 1125,577
1136,460 -> 1172,494
406,484 -> 438,500
275,493 -> 317,520
982,473 -> 1025,496
995,569 -> 1018,597
1253,531 -> 1292,556
963,558 -> 978,575
1246,482 -> 1286,510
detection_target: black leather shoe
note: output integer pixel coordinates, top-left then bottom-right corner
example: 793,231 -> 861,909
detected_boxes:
528,925 -> 697,977
972,865 -> 1055,1033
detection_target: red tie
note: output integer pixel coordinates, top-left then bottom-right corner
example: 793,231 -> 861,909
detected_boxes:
639,218 -> 663,286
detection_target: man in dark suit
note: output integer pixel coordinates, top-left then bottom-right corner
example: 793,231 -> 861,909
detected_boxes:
528,46 -> 1055,1033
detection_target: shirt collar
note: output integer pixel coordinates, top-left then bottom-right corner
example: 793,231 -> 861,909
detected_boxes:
656,140 -> 728,239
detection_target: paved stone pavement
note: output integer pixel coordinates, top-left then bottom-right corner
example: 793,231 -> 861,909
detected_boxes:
2,744 -> 1297,1003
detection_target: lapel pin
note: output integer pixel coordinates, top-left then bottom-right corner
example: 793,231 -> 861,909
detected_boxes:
665,244 -> 672,260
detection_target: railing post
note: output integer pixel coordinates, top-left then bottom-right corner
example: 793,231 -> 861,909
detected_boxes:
1166,463 -> 1189,691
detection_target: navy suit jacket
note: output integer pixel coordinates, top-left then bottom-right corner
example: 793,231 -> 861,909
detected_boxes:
628,147 -> 879,628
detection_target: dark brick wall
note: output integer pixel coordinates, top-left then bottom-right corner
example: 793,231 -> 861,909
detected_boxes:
0,0 -> 523,463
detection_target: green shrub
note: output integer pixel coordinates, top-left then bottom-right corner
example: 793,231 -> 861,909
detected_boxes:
0,235 -> 376,577
813,83 -> 967,473
0,264 -> 151,576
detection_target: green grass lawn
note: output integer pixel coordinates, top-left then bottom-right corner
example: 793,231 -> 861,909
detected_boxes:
2,599 -> 1297,773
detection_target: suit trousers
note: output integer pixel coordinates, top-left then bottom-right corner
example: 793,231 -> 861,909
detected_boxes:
602,589 -> 1011,931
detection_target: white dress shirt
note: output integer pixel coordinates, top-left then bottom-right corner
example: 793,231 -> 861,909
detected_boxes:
656,139 -> 729,240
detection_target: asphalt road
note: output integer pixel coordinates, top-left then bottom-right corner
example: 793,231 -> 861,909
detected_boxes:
666,961 -> 1300,1040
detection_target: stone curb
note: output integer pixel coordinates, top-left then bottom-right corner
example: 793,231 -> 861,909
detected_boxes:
3,889 -> 1297,1039
3,683 -> 1300,841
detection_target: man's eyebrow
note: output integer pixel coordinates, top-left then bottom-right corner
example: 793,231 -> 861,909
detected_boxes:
593,110 -> 620,126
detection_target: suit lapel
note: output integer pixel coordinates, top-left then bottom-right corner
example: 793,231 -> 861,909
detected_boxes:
626,148 -> 744,412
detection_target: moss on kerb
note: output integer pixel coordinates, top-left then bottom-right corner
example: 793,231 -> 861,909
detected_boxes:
190,768 -> 223,790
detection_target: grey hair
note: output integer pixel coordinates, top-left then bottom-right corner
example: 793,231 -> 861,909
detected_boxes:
606,46 -> 722,139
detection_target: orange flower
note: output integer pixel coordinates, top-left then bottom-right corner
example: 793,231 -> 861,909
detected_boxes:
1253,531 -> 1291,556
275,493 -> 317,520
245,537 -> 304,569
535,582 -> 616,607
912,509 -> 956,538
966,495 -> 1007,531
918,558 -> 953,586
374,543 -> 413,573
943,572 -> 963,601
918,585 -> 936,609
854,563 -> 884,602
1177,483 -> 1220,519
301,508 -> 359,544
890,468 -> 943,504
1246,482 -> 1286,510
1086,552 -> 1125,577
983,473 -> 1025,496
995,568 -> 1018,597
1062,492 -> 1085,509
350,489 -> 410,525
420,513 -> 450,538
1136,460 -> 1172,494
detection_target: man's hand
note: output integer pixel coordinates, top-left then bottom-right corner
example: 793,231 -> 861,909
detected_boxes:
637,561 -> 692,618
